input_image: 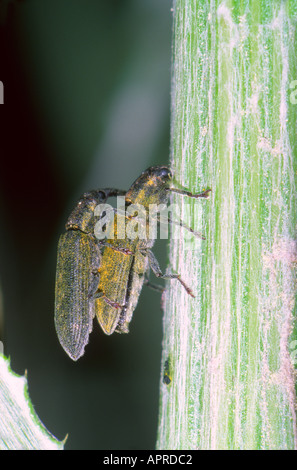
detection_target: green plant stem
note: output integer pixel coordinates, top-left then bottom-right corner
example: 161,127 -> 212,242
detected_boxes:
157,0 -> 297,450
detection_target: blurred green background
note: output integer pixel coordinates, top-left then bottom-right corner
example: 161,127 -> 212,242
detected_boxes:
0,0 -> 172,449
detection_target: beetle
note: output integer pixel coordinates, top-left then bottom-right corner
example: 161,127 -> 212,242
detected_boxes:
55,166 -> 210,360
54,188 -> 125,360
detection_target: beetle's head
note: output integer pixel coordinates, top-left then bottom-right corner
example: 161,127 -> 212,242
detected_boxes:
147,166 -> 172,182
125,166 -> 172,206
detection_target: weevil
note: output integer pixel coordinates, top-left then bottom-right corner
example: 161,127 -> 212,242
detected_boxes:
54,188 -> 125,360
55,166 -> 210,360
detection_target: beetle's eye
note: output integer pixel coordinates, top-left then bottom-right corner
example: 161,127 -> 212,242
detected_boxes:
158,167 -> 172,180
98,191 -> 106,201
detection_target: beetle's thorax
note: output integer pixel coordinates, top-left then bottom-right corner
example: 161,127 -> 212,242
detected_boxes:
125,166 -> 172,207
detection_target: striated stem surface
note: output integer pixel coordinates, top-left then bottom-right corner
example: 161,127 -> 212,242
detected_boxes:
157,0 -> 297,450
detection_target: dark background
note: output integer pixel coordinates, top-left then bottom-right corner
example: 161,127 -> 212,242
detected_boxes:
0,0 -> 172,449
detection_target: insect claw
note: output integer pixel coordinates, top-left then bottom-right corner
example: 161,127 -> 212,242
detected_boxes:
177,275 -> 195,298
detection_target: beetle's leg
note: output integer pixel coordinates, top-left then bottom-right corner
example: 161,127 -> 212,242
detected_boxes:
145,249 -> 195,298
167,187 -> 211,199
143,277 -> 164,293
93,290 -> 104,300
97,240 -> 134,256
88,271 -> 100,299
101,297 -> 123,309
138,245 -> 164,292
93,290 -> 124,309
155,213 -> 205,240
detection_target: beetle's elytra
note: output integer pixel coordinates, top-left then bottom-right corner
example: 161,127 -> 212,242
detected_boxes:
54,166 -> 210,360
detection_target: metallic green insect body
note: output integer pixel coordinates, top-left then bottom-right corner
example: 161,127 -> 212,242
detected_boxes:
55,189 -> 125,360
94,167 -> 174,336
55,166 -> 210,360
